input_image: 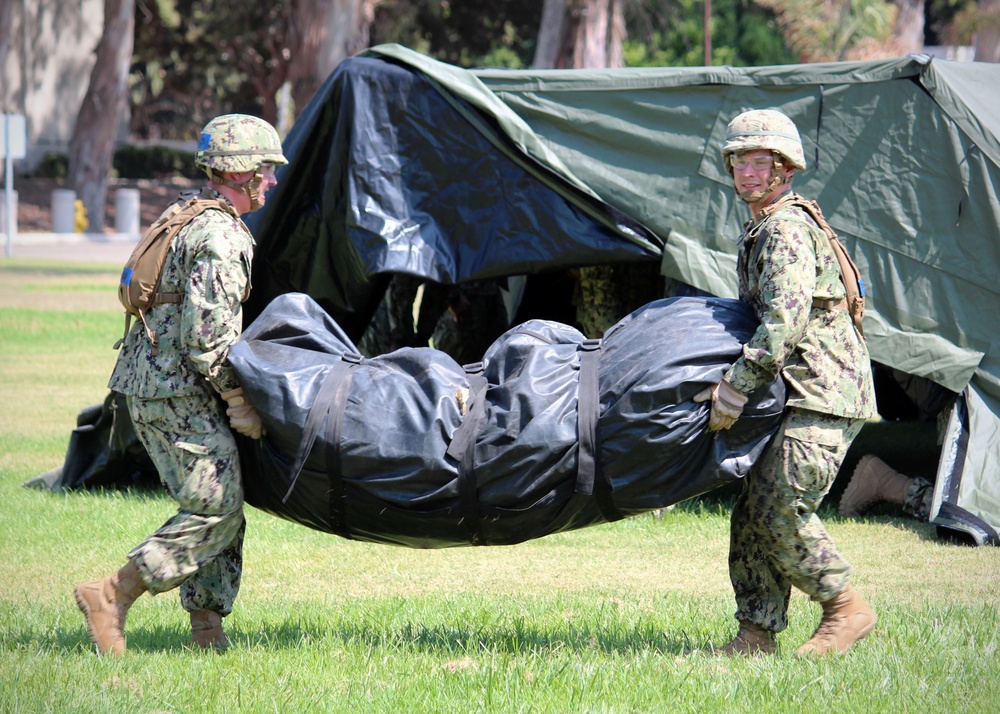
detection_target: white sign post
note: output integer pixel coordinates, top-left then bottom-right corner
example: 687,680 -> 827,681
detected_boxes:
1,114 -> 27,257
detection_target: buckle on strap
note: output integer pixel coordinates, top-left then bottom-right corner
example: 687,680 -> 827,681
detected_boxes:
812,297 -> 847,311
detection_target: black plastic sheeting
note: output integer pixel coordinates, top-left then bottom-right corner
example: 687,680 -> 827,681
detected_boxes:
241,55 -> 662,335
229,292 -> 785,548
22,391 -> 159,493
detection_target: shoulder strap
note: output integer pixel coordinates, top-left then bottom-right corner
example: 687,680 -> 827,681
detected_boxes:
756,193 -> 866,335
115,191 -> 240,353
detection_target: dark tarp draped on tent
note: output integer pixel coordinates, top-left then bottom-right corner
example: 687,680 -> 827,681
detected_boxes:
34,46 -> 1000,545
240,52 -> 663,339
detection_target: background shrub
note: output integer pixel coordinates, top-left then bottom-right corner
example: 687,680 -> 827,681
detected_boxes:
114,145 -> 201,179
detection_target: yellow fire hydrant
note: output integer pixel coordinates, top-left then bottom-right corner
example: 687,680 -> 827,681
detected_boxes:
74,199 -> 89,233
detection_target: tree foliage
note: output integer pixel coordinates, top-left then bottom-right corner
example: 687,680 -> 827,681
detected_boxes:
131,0 -> 256,140
368,0 -> 795,69
370,0 -> 543,68
623,0 -> 796,66
756,0 -> 899,61
131,0 -> 334,139
125,0 -> 975,144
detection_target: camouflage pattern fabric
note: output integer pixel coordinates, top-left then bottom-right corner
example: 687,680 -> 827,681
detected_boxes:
196,114 -> 287,174
724,192 -> 877,420
430,279 -> 509,365
109,192 -> 252,397
730,409 -> 865,632
108,188 -> 253,615
905,477 -> 934,520
358,274 -> 453,356
574,263 -> 663,338
125,392 -> 245,615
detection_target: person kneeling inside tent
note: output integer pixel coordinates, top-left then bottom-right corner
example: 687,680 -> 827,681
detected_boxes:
73,114 -> 285,656
695,109 -> 879,657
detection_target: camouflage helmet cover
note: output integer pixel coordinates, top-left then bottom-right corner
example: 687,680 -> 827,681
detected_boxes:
721,109 -> 806,171
195,114 -> 288,174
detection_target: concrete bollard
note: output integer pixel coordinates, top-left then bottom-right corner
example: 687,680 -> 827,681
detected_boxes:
115,188 -> 141,236
0,189 -> 16,238
51,188 -> 77,233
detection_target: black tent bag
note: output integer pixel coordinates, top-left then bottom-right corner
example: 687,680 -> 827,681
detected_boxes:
229,292 -> 785,548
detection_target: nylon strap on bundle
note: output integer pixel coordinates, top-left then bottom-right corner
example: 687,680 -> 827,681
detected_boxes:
282,353 -> 361,517
575,338 -> 623,523
444,362 -> 489,545
324,353 -> 361,536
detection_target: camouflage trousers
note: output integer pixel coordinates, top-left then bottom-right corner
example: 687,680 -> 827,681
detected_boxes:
126,391 -> 245,616
905,477 -> 934,521
729,408 -> 865,633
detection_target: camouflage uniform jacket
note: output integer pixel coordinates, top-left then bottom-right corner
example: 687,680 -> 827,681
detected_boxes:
109,190 -> 253,398
724,191 -> 877,419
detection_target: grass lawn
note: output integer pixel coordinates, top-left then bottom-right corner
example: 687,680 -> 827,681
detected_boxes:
1,258 -> 998,714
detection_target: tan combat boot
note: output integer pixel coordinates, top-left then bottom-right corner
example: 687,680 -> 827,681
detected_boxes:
74,560 -> 147,656
839,455 -> 912,517
716,620 -> 777,656
795,585 -> 876,657
190,609 -> 229,650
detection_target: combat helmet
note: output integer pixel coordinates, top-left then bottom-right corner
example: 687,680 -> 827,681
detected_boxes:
721,109 -> 806,172
195,114 -> 287,175
195,114 -> 287,211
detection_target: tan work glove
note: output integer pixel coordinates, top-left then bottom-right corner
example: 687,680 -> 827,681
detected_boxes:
220,387 -> 265,440
693,380 -> 748,431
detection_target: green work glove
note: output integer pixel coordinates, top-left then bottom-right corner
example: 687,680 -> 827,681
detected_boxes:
693,380 -> 748,431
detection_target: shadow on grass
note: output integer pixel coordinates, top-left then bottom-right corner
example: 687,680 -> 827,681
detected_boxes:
48,614 -> 713,658
248,619 -> 711,658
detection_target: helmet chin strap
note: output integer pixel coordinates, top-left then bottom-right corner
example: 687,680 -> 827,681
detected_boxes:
208,168 -> 266,211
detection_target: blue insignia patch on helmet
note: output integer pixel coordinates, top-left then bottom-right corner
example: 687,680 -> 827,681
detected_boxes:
198,132 -> 212,151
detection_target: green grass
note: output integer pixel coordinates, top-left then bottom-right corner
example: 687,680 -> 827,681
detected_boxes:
2,258 -> 999,713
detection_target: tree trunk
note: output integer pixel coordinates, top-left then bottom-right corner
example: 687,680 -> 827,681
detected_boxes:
975,0 -> 1000,61
68,0 -> 134,233
534,0 -> 569,69
0,1 -> 14,83
314,0 -> 380,85
532,0 -> 625,69
893,0 -> 925,55
287,0 -> 329,118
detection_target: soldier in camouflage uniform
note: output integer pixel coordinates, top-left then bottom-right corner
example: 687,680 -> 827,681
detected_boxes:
694,109 -> 879,657
74,115 -> 286,656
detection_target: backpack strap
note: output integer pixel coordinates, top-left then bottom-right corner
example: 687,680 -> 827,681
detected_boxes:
752,193 -> 866,335
116,191 -> 244,355
145,193 -> 242,310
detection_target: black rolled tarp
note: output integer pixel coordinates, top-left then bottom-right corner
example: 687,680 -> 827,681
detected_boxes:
228,292 -> 785,548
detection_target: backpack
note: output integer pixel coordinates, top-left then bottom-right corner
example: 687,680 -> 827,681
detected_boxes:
114,189 -> 239,354
756,193 -> 867,336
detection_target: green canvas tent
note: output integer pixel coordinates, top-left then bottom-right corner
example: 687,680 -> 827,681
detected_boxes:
43,45 -> 1000,546
342,46 -> 1000,543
